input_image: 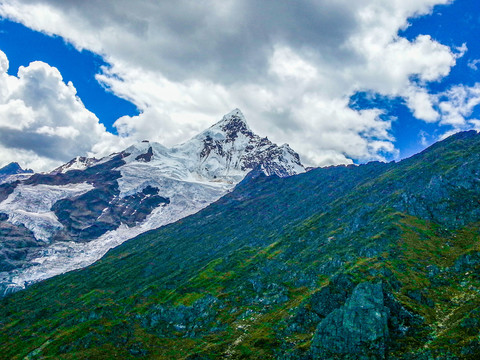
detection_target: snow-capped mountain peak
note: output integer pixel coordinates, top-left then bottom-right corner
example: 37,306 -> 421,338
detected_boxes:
52,156 -> 99,174
174,109 -> 304,181
0,109 -> 304,296
209,108 -> 252,138
115,109 -> 305,185
0,162 -> 34,184
49,109 -> 304,184
185,109 -> 253,151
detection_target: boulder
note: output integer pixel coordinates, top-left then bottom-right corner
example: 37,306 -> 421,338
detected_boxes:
311,282 -> 389,359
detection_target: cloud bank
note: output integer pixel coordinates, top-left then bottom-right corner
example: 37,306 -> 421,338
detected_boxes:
0,50 -> 128,170
0,0 -> 476,170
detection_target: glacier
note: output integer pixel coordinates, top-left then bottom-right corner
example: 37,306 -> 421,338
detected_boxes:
0,109 -> 304,296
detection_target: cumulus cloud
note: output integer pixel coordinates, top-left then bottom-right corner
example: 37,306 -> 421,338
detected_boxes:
468,59 -> 480,71
437,84 -> 480,128
0,49 -> 123,171
405,87 -> 440,122
405,82 -> 480,138
0,0 -> 469,167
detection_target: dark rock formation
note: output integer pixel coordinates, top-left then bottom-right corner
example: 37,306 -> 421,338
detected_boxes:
0,162 -> 33,178
52,185 -> 169,242
0,215 -> 42,278
135,147 -> 154,162
198,110 -> 304,178
143,295 -> 223,338
0,181 -> 19,203
311,282 -> 389,359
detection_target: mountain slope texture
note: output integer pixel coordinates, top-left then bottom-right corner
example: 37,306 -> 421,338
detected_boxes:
0,109 -> 304,296
2,130 -> 480,359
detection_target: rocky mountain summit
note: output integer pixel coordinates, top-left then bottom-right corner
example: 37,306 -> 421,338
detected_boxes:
51,156 -> 100,174
2,130 -> 480,358
0,162 -> 33,184
0,109 -> 304,296
182,109 -> 303,180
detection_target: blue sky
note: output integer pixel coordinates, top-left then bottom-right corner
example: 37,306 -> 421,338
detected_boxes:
0,0 -> 478,171
351,0 -> 480,159
0,20 -> 138,133
399,0 -> 480,155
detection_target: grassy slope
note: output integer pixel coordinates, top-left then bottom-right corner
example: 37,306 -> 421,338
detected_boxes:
1,131 -> 480,359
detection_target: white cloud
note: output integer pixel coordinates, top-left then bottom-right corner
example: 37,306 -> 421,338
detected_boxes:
36,126 -> 80,139
268,47 -> 318,82
0,49 -> 8,73
405,87 -> 439,122
0,49 -> 119,171
403,83 -> 480,138
437,83 -> 480,127
468,59 -> 480,71
0,0 -> 467,167
0,100 -> 36,130
407,82 -> 480,142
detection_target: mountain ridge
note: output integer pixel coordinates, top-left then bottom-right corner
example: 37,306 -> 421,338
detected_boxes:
1,130 -> 480,358
0,162 -> 33,184
0,109 -> 304,296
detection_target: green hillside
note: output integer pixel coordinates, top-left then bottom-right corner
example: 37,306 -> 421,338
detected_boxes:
2,131 -> 480,359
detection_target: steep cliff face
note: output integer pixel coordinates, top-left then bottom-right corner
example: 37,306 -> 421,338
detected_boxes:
0,109 -> 304,295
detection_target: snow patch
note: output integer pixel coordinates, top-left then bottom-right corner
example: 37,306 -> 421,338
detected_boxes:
0,183 -> 94,241
3,181 -> 228,290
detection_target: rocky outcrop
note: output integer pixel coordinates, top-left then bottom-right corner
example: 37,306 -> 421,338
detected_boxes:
192,109 -> 304,179
0,215 -> 40,272
311,282 -> 389,359
143,295 -> 223,338
0,162 -> 33,184
51,157 -> 99,174
52,185 -> 169,242
0,181 -> 18,203
392,131 -> 480,229
135,146 -> 154,162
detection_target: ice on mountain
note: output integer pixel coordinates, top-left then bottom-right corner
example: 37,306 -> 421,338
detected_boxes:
0,183 -> 94,241
0,109 -> 305,293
